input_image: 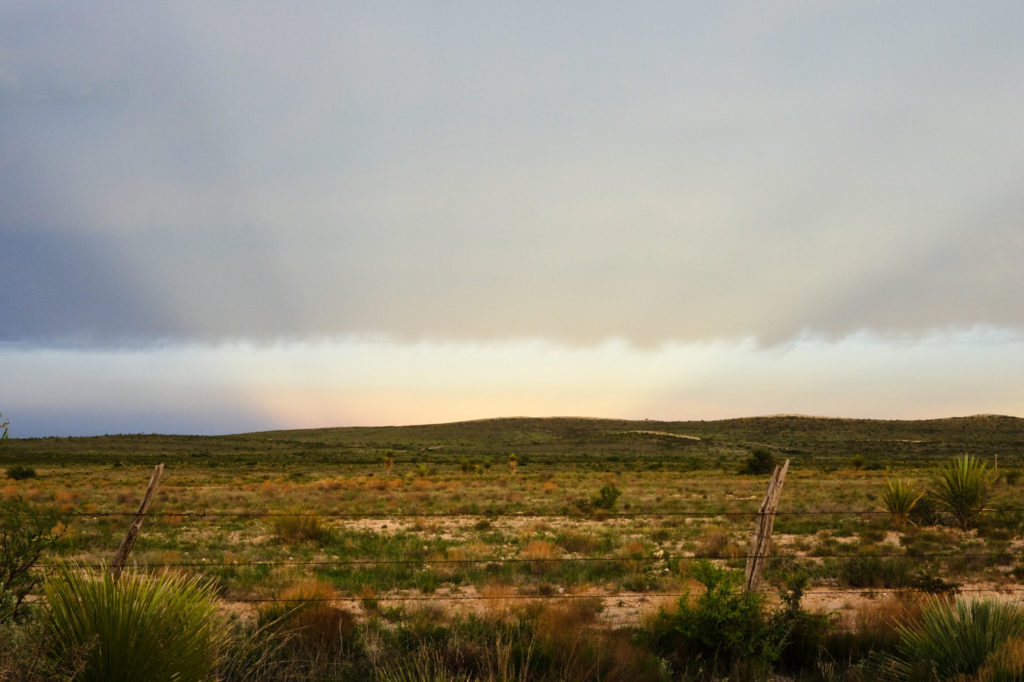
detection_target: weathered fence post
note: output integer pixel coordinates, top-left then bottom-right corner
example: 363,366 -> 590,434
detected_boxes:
111,463 -> 164,582
744,458 -> 789,593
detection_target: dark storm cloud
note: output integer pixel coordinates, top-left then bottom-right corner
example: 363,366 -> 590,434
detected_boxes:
2,1 -> 1023,347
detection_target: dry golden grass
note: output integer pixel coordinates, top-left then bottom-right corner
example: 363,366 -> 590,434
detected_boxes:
696,528 -> 744,559
973,637 -> 1024,680
480,582 -> 518,618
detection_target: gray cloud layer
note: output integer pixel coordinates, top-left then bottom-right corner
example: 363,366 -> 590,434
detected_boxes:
3,2 -> 1023,346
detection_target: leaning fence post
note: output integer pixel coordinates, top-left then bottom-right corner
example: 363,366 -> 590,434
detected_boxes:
111,463 -> 164,582
744,458 -> 789,593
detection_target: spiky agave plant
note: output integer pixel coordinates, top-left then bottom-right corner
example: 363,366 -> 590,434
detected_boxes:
892,597 -> 1024,680
929,454 -> 997,529
879,477 -> 924,527
45,565 -> 227,682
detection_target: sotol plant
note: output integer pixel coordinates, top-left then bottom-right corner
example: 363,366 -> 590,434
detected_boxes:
892,597 -> 1024,680
880,477 -> 924,527
929,454 -> 996,529
45,565 -> 227,682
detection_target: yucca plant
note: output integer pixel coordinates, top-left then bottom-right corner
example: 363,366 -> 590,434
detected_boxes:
45,565 -> 227,682
929,454 -> 997,529
891,597 -> 1024,680
880,477 -> 924,527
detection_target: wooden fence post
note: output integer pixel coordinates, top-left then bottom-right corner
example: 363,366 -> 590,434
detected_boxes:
744,458 -> 789,593
111,463 -> 164,582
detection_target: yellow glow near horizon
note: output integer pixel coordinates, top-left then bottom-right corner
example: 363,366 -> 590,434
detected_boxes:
1,328 -> 1021,436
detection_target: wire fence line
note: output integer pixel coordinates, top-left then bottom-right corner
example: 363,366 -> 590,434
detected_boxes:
35,550 -> 1024,571
22,493 -> 1024,617
32,506 -> 1024,519
216,587 -> 1024,605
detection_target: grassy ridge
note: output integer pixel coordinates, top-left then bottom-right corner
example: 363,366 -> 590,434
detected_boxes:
3,414 -> 1021,469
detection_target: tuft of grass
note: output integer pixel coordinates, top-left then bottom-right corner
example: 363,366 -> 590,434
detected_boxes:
521,540 -> 561,575
929,454 -> 997,529
45,564 -> 227,682
271,511 -> 333,545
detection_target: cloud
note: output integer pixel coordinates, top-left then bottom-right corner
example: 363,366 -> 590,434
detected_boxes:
2,2 -> 1023,347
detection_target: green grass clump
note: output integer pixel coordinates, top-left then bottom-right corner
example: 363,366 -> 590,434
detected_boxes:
930,454 -> 997,529
45,565 -> 227,682
892,597 -> 1024,680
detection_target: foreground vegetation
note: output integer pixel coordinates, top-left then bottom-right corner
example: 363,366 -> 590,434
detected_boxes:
1,415 -> 1023,679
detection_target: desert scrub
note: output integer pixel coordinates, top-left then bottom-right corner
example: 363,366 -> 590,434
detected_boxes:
4,465 -> 37,480
0,496 -> 63,623
739,448 -> 776,475
643,561 -> 786,678
836,554 -> 914,588
574,483 -> 622,514
45,565 -> 227,682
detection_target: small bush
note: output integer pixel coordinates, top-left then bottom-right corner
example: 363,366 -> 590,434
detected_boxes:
908,494 -> 943,527
592,483 -> 622,511
0,497 -> 63,623
739,448 -> 776,475
643,561 -> 785,677
45,565 -> 227,682
772,572 -> 833,674
574,483 -> 622,514
4,465 -> 36,480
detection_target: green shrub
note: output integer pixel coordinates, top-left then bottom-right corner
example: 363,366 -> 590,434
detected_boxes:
0,497 -> 62,623
574,483 -> 622,514
592,483 -> 621,511
4,465 -> 36,480
930,454 -> 996,529
891,598 -> 1024,680
45,565 -> 228,682
880,477 -> 924,527
0,618 -> 86,681
643,561 -> 785,677
739,448 -> 776,475
908,494 -> 943,527
771,572 -> 833,674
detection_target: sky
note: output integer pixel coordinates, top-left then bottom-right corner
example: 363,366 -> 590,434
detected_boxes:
2,2 -> 1023,437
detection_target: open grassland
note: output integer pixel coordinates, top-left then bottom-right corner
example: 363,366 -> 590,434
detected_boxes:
3,415 -> 1024,680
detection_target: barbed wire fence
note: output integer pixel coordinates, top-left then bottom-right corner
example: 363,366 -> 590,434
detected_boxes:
11,461 -> 1024,619
29,510 -> 1024,611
